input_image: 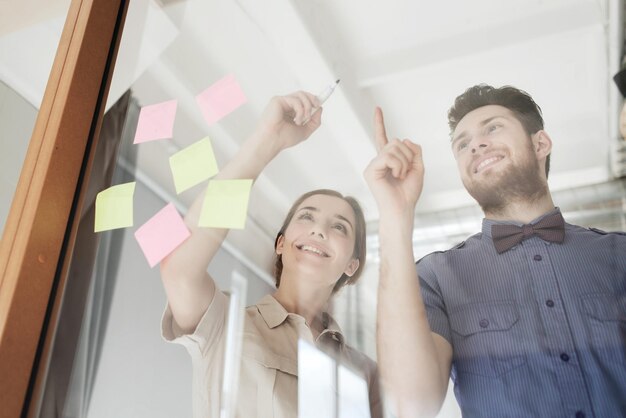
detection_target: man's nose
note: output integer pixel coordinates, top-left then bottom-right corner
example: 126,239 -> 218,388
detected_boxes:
471,140 -> 489,154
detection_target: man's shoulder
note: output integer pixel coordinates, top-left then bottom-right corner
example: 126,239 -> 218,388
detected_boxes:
416,231 -> 483,266
566,222 -> 626,239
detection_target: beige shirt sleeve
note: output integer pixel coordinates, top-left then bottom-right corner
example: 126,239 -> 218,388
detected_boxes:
161,290 -> 229,418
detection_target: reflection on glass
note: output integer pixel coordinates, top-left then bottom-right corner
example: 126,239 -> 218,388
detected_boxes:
0,0 -> 73,236
299,339 -> 336,418
28,0 -> 626,417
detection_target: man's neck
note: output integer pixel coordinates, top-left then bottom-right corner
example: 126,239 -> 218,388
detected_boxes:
484,192 -> 556,224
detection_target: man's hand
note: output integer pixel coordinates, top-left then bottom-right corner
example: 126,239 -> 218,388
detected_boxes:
364,107 -> 424,216
254,91 -> 323,154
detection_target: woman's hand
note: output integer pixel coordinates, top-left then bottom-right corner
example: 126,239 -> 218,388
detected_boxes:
364,107 -> 424,217
254,91 -> 323,154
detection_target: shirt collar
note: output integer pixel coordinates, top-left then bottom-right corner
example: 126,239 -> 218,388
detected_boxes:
481,207 -> 562,239
256,294 -> 346,345
256,294 -> 289,329
318,312 -> 345,345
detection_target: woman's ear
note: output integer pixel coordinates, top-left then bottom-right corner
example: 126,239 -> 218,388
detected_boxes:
275,234 -> 285,255
344,258 -> 360,277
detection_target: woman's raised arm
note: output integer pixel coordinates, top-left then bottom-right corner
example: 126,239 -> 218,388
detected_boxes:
160,92 -> 322,333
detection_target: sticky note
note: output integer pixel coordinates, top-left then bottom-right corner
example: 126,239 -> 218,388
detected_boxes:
169,137 -> 219,194
94,182 -> 136,232
133,99 -> 177,144
198,179 -> 253,229
134,203 -> 191,268
195,74 -> 247,126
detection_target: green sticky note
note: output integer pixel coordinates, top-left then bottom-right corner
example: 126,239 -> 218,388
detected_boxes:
169,137 -> 219,194
199,179 -> 253,229
95,182 -> 136,232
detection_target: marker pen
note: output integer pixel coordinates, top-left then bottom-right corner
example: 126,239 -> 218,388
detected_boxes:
301,79 -> 340,124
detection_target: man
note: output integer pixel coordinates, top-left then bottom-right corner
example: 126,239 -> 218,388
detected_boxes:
364,84 -> 626,418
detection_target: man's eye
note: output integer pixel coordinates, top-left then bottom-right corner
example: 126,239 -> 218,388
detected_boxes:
457,141 -> 468,151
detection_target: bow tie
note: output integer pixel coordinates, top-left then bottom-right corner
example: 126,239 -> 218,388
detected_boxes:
491,212 -> 565,254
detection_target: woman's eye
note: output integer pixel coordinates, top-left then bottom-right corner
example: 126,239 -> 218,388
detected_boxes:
487,124 -> 500,133
298,212 -> 313,221
457,141 -> 468,151
332,224 -> 347,233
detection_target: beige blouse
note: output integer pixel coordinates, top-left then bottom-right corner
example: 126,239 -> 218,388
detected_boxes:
162,290 -> 382,418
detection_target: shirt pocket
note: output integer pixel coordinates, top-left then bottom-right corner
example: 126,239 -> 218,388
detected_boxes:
242,349 -> 298,418
580,293 -> 626,366
449,301 -> 527,377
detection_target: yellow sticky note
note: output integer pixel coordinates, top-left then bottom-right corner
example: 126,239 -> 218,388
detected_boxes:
199,179 -> 253,229
169,137 -> 219,194
95,182 -> 136,232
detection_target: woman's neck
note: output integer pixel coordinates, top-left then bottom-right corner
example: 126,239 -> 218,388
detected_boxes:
272,276 -> 333,331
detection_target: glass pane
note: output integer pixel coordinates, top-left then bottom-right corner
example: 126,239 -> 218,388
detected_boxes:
38,0 -> 626,418
0,0 -> 73,237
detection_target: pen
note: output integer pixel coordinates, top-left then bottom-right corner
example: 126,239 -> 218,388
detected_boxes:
300,79 -> 340,124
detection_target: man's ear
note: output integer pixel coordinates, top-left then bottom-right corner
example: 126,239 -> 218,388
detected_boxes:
275,234 -> 285,255
344,258 -> 360,277
532,130 -> 552,159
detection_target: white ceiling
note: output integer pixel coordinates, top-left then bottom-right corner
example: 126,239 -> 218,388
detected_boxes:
1,0 -> 623,279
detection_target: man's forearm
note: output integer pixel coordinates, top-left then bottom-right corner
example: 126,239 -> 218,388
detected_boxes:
376,213 -> 447,417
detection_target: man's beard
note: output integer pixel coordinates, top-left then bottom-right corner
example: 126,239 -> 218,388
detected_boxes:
464,149 -> 548,215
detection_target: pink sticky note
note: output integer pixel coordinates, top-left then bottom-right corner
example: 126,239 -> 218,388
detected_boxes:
195,74 -> 247,126
133,99 -> 178,144
134,203 -> 190,268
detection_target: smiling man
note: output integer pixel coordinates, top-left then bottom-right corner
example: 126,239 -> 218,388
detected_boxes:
365,84 -> 626,418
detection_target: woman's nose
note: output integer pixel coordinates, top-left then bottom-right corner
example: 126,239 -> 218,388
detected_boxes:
310,228 -> 326,239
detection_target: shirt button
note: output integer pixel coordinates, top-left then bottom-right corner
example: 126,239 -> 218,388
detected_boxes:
546,299 -> 555,307
479,319 -> 489,328
575,411 -> 585,418
560,353 -> 570,362
533,254 -> 542,261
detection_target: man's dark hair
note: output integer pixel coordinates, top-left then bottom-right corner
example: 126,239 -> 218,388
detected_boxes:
448,84 -> 550,177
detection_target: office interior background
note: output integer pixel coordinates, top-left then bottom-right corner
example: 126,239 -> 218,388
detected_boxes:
1,0 -> 625,416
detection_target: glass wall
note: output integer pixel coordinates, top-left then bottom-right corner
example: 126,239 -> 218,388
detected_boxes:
32,0 -> 626,417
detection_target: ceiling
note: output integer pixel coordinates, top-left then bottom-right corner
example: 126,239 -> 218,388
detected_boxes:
1,0 -> 624,285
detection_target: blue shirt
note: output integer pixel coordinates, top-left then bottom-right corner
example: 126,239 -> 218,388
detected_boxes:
417,208 -> 626,418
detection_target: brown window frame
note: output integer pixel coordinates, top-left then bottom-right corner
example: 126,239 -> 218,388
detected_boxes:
0,0 -> 129,416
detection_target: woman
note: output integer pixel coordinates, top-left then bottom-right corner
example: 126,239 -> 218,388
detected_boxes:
160,92 -> 382,418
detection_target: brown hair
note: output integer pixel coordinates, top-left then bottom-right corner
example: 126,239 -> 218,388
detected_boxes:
448,84 -> 550,178
273,189 -> 366,293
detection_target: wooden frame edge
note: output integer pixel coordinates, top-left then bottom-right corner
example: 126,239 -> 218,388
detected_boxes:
0,0 -> 128,416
